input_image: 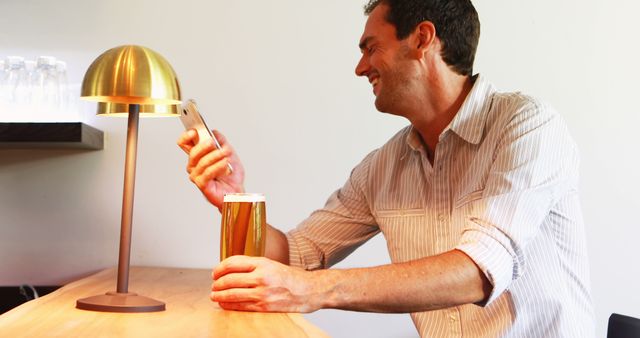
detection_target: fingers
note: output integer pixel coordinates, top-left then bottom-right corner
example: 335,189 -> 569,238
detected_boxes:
209,256 -> 310,313
210,257 -> 265,307
189,151 -> 231,189
186,139 -> 233,186
176,129 -> 198,153
181,129 -> 239,184
188,139 -> 217,170
213,272 -> 260,291
212,130 -> 228,146
217,301 -> 263,312
211,288 -> 262,304
180,129 -> 228,171
213,255 -> 262,280
214,131 -> 242,164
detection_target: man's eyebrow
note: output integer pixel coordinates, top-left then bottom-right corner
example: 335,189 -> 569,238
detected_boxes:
359,37 -> 373,50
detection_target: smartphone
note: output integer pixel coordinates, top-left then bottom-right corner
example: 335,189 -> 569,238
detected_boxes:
180,99 -> 233,173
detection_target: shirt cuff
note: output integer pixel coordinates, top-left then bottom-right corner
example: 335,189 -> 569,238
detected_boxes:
455,225 -> 519,306
286,229 -> 324,271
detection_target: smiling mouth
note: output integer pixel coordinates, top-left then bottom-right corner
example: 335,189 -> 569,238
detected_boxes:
369,77 -> 380,95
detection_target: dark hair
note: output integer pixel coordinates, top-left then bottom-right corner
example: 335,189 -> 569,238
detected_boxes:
364,0 -> 480,76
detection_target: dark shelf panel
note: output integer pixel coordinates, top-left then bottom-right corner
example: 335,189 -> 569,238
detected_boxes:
0,122 -> 104,150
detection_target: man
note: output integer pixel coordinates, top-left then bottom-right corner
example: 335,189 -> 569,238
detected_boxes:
177,0 -> 594,336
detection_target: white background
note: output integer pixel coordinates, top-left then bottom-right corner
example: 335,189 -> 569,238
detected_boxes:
1,1 -> 638,337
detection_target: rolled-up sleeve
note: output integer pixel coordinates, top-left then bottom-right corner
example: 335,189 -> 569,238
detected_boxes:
456,102 -> 579,305
287,151 -> 379,270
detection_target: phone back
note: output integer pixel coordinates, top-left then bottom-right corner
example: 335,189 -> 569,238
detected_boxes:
180,99 -> 213,144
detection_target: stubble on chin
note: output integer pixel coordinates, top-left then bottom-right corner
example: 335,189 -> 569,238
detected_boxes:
373,82 -> 406,116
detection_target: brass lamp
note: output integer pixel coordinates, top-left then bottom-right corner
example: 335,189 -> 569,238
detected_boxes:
76,45 -> 181,312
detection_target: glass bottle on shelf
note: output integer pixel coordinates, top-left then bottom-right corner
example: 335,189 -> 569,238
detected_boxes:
0,59 -> 5,86
6,57 -> 31,120
0,59 -> 6,118
25,60 -> 36,85
56,60 -> 69,114
31,56 -> 59,115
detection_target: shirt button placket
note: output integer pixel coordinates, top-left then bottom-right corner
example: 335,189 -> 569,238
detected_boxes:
433,140 -> 450,249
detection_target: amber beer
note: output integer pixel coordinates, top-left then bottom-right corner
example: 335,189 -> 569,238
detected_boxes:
220,193 -> 266,261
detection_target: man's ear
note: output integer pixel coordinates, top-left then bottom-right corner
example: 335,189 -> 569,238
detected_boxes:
410,21 -> 437,58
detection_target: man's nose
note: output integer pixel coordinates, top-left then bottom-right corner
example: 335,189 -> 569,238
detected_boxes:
355,55 -> 369,77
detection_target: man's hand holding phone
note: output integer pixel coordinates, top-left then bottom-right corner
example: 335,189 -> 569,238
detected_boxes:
177,127 -> 245,210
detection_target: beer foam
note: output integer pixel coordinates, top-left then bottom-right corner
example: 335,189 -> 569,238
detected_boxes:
223,193 -> 265,202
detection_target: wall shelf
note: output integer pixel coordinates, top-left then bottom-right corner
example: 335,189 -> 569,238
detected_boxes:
0,122 -> 104,150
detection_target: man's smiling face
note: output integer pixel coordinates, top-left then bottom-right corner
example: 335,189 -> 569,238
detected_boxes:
355,3 -> 419,116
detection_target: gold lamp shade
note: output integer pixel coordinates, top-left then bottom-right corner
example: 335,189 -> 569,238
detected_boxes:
97,102 -> 179,117
81,45 -> 181,110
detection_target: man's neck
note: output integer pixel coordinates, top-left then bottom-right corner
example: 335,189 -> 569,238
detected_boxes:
409,73 -> 475,157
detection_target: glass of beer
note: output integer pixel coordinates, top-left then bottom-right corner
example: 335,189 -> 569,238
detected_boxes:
220,193 -> 266,261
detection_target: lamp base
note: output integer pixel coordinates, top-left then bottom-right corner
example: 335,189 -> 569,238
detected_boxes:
76,291 -> 165,313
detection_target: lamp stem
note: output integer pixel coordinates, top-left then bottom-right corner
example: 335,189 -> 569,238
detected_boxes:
117,103 -> 140,294
77,102 -> 164,312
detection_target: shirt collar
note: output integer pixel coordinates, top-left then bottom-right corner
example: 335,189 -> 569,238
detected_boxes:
446,74 -> 496,145
402,74 -> 496,158
405,126 -> 423,152
399,127 -> 423,161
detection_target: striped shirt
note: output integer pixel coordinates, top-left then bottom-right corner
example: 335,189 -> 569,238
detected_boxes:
286,75 -> 594,337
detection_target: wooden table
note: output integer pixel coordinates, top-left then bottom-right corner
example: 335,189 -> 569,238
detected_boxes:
0,267 -> 329,337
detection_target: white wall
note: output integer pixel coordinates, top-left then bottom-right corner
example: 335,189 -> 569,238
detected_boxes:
0,1 -> 638,337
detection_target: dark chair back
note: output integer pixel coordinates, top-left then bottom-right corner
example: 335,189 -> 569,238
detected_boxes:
608,313 -> 640,338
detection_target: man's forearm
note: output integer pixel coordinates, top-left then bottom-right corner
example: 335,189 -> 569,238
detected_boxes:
312,249 -> 492,313
265,224 -> 289,265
